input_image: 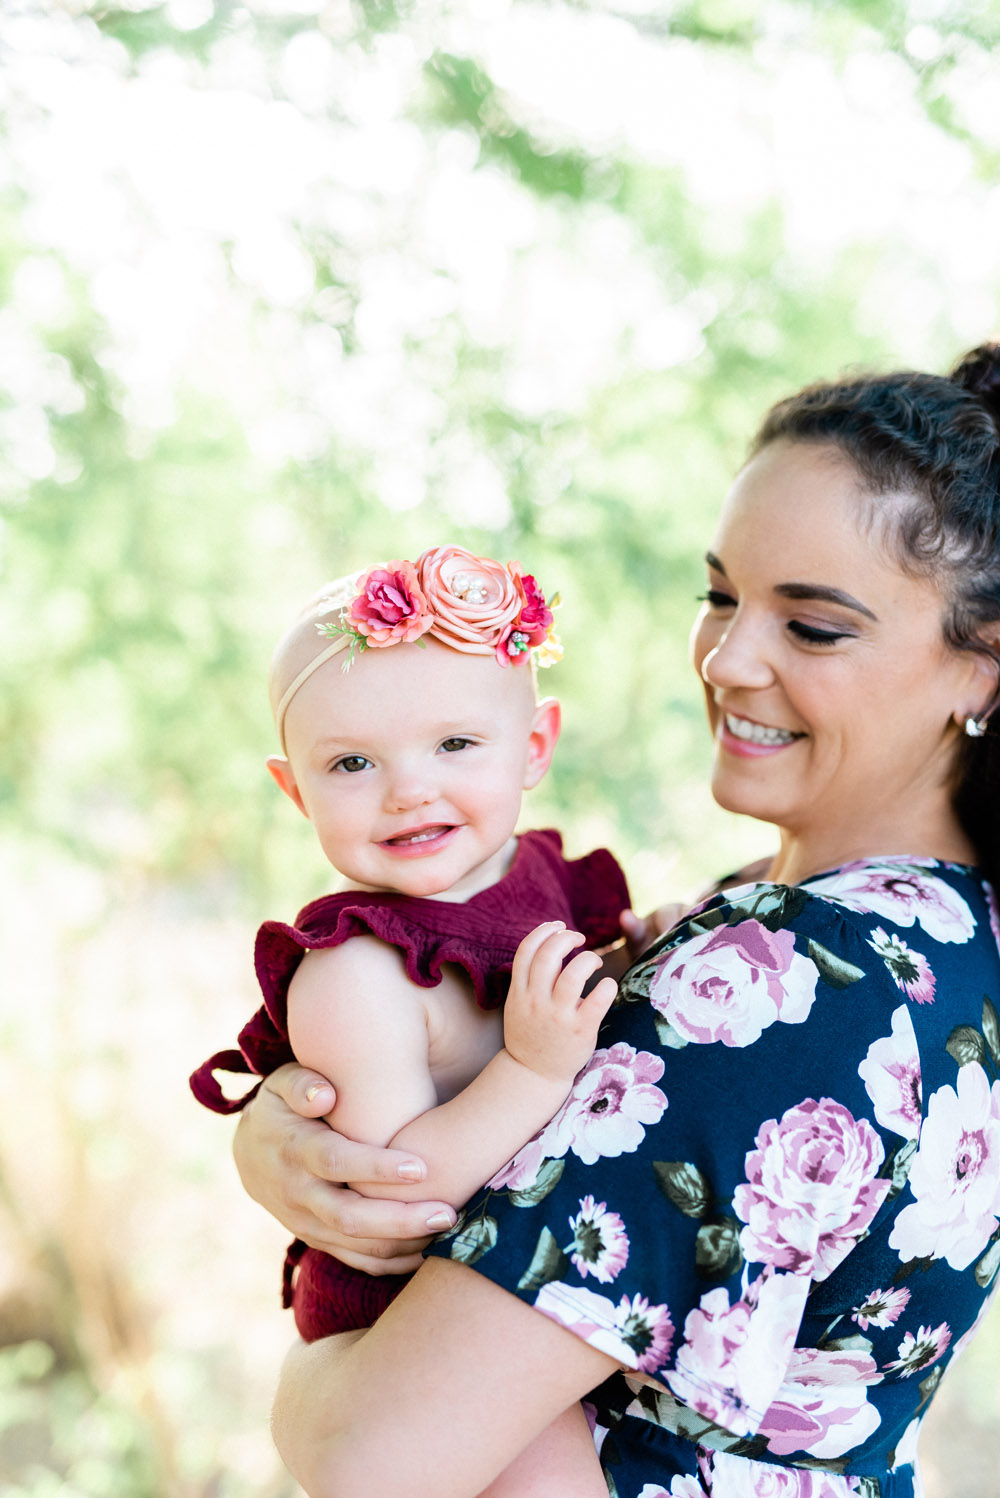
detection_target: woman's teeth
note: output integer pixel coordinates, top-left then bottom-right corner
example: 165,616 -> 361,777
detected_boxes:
725,714 -> 799,746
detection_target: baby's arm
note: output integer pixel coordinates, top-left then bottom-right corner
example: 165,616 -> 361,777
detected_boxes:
476,1403 -> 606,1498
287,922 -> 617,1211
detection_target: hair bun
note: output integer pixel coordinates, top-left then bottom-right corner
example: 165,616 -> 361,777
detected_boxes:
951,342 -> 1000,425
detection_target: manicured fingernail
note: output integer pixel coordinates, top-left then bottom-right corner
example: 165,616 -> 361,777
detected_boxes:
426,1211 -> 455,1231
396,1161 -> 424,1181
305,1083 -> 330,1103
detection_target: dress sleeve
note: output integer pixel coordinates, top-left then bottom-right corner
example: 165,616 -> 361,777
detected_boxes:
424,881 -> 911,1440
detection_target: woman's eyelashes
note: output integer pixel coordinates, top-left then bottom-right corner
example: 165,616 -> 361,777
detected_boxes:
698,588 -> 853,646
787,620 -> 853,646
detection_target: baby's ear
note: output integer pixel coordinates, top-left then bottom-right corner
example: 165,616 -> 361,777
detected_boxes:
523,696 -> 561,790
266,756 -> 308,817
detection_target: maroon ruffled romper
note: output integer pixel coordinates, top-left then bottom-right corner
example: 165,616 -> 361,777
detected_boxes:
190,829 -> 630,1339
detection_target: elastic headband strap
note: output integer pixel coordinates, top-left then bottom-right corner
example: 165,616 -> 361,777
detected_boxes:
275,635 -> 351,753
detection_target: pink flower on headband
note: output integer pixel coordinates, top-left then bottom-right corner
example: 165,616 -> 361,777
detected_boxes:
348,562 -> 433,646
417,546 -> 524,655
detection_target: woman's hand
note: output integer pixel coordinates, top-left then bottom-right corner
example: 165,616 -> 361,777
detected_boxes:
232,1063 -> 456,1275
620,901 -> 689,958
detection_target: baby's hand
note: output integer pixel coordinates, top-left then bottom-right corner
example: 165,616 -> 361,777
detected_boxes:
503,921 -> 618,1085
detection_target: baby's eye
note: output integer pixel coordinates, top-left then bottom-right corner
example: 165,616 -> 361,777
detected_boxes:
439,737 -> 473,753
696,589 -> 736,610
333,754 -> 372,773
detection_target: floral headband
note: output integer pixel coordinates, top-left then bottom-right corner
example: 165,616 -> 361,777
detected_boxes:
274,545 -> 562,752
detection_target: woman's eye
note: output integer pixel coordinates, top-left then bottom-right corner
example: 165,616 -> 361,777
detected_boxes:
334,755 -> 372,773
787,621 -> 851,646
696,589 -> 735,610
440,737 -> 473,753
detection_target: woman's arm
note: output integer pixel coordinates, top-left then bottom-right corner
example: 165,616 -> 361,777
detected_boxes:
233,1064 -> 456,1273
271,1256 -> 620,1498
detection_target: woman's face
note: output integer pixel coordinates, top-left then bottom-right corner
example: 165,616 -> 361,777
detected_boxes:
690,440 -> 989,861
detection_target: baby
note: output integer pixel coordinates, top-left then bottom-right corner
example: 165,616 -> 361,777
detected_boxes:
192,546 -> 632,1494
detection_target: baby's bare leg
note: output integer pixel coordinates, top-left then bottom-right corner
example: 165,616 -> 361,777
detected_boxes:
476,1401 -> 606,1497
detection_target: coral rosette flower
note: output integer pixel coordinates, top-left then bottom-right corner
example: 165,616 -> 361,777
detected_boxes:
417,545 -> 525,654
346,561 -> 432,646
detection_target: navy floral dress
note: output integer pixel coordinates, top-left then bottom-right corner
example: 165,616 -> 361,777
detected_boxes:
427,858 -> 1000,1497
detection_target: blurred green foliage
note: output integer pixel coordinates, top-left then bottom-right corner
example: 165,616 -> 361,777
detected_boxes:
3,1 -> 1000,1492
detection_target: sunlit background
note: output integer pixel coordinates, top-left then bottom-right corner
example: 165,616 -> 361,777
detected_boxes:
3,1 -> 1000,1493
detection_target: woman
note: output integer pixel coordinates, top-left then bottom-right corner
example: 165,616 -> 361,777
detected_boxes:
237,346 -> 1000,1497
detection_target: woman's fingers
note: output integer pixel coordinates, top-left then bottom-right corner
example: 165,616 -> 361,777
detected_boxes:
263,1060 -> 337,1117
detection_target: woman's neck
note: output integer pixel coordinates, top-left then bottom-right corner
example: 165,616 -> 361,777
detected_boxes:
767,816 -> 978,887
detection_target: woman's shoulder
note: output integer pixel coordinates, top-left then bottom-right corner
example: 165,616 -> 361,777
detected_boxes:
620,856 -> 1000,1047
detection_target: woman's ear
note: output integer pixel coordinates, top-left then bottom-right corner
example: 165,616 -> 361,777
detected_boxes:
266,756 -> 309,817
953,644 -> 1000,730
523,697 -> 561,790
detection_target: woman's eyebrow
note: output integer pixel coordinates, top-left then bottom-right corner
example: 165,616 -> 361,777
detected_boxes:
704,552 -> 878,621
775,582 -> 878,621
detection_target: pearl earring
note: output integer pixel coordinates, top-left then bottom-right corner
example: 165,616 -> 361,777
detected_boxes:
965,716 -> 987,738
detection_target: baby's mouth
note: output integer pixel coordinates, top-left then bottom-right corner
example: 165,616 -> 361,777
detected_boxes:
381,824 -> 455,847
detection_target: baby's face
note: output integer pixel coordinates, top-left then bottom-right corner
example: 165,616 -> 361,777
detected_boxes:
278,638 -> 558,900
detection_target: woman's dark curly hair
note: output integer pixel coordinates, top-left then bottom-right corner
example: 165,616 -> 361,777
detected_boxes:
750,343 -> 1000,885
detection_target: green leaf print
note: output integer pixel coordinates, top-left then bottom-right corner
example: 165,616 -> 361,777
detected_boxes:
974,1234 -> 1000,1289
806,939 -> 865,989
946,1024 -> 987,1068
725,884 -> 809,930
653,1010 -> 689,1049
508,1157 -> 565,1207
982,996 -> 1000,1067
653,1160 -> 712,1218
516,1227 -> 569,1293
880,1137 -> 918,1201
448,1214 -> 498,1266
695,1217 -> 744,1280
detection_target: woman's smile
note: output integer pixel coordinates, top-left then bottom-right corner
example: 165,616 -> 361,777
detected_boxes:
719,712 -> 805,755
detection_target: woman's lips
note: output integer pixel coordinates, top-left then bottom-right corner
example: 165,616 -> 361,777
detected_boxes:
718,712 -> 804,759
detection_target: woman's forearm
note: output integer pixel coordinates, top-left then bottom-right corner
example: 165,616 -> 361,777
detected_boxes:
271,1258 -> 619,1498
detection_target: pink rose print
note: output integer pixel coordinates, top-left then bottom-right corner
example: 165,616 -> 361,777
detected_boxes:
889,1061 -> 1000,1270
985,880 -> 1000,955
883,1321 -> 951,1377
637,1481 -> 701,1498
490,1044 -> 666,1189
758,1346 -> 882,1459
808,864 -> 975,944
650,920 -> 818,1048
665,1269 -> 803,1437
857,1005 -> 922,1141
708,1451 -> 862,1497
851,1285 -> 910,1331
566,1196 -> 629,1283
533,1281 -> 673,1374
417,545 -> 524,654
347,561 -> 432,646
866,927 -> 935,1004
734,1098 -> 887,1281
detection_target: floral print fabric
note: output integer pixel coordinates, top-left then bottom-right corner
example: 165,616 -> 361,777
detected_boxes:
427,860 -> 1000,1497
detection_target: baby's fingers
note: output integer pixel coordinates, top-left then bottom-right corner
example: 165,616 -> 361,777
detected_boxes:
510,921 -> 568,984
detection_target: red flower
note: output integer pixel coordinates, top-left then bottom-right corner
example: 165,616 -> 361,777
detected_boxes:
348,562 -> 432,646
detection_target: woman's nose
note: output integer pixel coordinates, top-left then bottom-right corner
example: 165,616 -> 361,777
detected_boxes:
699,616 -> 775,691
